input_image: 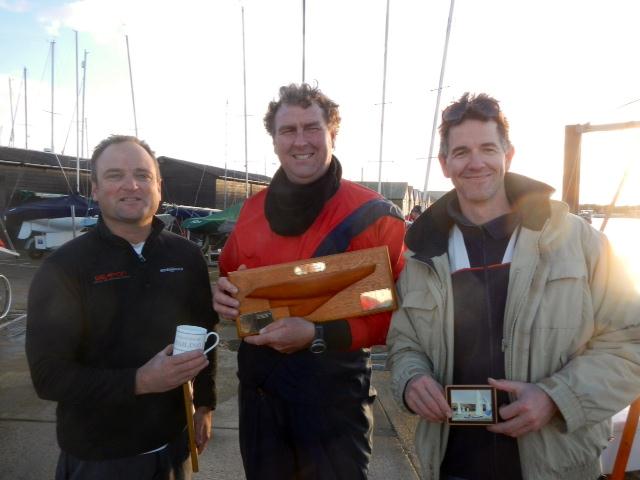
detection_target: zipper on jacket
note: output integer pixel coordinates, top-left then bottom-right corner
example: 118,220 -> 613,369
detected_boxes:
503,219 -> 548,381
503,266 -> 520,380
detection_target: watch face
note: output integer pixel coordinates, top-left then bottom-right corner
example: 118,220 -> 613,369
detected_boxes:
310,338 -> 327,354
310,325 -> 326,353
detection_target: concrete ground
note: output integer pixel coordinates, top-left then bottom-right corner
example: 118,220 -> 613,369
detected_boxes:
0,254 -> 421,480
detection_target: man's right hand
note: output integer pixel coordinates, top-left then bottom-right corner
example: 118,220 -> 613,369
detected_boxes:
135,345 -> 209,395
212,267 -> 245,320
404,374 -> 452,422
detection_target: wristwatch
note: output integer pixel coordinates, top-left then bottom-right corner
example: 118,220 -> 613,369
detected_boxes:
309,324 -> 327,354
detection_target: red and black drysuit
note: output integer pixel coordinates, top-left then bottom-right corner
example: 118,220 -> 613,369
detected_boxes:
219,157 -> 405,480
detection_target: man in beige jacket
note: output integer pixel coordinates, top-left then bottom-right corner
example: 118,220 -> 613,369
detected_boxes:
387,92 -> 640,480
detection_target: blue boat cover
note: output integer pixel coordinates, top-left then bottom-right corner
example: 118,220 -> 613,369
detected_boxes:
4,194 -> 100,222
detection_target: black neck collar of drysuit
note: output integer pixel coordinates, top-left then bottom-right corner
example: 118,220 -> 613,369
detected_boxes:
265,156 -> 342,236
406,172 -> 554,262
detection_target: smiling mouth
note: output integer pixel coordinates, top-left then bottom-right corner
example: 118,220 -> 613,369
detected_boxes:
463,173 -> 492,180
292,153 -> 314,160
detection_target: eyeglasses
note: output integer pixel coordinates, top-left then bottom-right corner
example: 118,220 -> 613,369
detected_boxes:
442,96 -> 501,124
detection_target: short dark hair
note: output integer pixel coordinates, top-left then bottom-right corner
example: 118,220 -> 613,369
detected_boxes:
438,92 -> 511,158
263,83 -> 341,138
90,135 -> 159,182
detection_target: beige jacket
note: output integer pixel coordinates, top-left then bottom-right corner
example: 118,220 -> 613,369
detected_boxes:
388,186 -> 640,480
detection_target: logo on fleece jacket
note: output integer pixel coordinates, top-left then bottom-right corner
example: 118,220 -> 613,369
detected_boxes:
159,267 -> 184,273
93,271 -> 129,283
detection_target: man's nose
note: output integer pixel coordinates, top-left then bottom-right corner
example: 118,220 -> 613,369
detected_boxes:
121,175 -> 139,189
467,150 -> 484,168
293,128 -> 307,146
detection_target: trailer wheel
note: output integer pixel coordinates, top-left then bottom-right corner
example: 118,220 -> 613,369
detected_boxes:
0,274 -> 11,320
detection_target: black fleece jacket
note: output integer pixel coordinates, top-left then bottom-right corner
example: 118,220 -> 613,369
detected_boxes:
26,217 -> 217,460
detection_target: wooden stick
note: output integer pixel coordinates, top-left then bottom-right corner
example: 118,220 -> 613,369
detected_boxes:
610,397 -> 640,480
182,382 -> 199,473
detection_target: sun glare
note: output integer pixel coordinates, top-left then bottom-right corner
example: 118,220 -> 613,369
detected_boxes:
592,218 -> 640,293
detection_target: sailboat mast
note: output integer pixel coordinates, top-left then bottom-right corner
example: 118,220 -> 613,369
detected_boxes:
125,34 -> 138,137
224,99 -> 229,209
8,78 -> 14,147
241,6 -> 249,199
302,0 -> 306,83
23,67 -> 27,149
81,50 -> 88,159
51,40 -> 55,152
377,0 -> 391,195
75,30 -> 80,193
422,0 -> 455,199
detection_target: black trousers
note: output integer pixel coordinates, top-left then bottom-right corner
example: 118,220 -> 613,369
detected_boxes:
239,385 -> 374,480
55,429 -> 191,480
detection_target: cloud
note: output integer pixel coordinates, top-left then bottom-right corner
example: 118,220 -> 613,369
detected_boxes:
35,0 -> 128,42
43,18 -> 62,37
0,0 -> 30,13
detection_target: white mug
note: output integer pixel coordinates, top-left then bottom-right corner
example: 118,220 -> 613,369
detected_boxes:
173,325 -> 220,355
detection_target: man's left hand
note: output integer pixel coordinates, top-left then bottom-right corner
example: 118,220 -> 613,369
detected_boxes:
194,406 -> 213,454
243,317 -> 315,354
487,377 -> 558,438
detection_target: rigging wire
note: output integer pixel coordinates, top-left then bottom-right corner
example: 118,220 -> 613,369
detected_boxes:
600,162 -> 634,233
8,77 -> 23,146
618,98 -> 640,109
193,163 -> 208,207
52,152 -> 74,195
61,85 -> 83,155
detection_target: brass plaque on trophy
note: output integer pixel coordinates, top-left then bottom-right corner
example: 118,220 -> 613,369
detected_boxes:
229,246 -> 397,337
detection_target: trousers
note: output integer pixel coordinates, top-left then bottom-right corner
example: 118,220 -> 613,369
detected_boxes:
239,384 -> 374,480
55,429 -> 191,480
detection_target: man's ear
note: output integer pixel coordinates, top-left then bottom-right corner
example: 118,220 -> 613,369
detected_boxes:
91,181 -> 98,201
505,146 -> 515,172
439,155 -> 451,179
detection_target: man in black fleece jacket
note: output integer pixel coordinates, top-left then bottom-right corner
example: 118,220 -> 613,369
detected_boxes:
26,135 -> 217,480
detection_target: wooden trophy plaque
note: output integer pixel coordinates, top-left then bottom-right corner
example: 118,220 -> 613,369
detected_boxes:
229,246 -> 397,337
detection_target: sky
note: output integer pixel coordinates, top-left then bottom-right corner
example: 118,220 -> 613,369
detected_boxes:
1,0 -> 640,205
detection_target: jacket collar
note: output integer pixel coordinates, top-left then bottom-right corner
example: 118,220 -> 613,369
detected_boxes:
96,215 -> 165,249
406,172 -> 554,262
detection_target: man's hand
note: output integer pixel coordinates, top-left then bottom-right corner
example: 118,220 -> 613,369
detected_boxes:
487,377 -> 558,437
212,266 -> 246,320
135,345 -> 209,395
403,374 -> 452,422
243,317 -> 315,354
194,406 -> 213,454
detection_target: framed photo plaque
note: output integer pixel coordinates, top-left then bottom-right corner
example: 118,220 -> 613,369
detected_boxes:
446,385 -> 498,426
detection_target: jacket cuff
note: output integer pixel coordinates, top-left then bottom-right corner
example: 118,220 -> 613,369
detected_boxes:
537,376 -> 585,433
124,367 -> 139,402
323,320 -> 352,351
193,349 -> 217,409
391,356 -> 431,414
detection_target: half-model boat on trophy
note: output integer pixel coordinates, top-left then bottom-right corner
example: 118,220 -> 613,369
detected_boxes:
229,246 -> 397,337
246,264 -> 376,317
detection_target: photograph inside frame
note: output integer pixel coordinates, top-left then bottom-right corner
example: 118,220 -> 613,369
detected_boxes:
446,385 -> 498,426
